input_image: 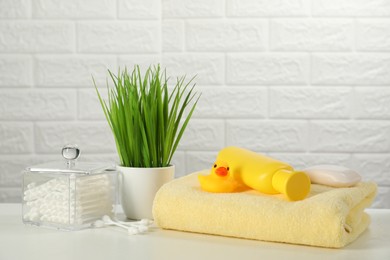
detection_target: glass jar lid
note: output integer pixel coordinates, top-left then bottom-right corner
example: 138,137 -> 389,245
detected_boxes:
27,144 -> 115,175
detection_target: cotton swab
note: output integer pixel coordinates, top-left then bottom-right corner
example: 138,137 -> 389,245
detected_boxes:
93,216 -> 139,235
93,215 -> 152,235
102,215 -> 145,235
23,175 -> 114,226
115,218 -> 153,232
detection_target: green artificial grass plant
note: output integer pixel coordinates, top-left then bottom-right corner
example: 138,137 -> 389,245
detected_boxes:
94,65 -> 199,168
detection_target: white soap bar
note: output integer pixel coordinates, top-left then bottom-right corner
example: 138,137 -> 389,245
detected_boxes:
302,165 -> 361,188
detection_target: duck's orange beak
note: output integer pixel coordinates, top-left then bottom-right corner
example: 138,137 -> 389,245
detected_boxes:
215,167 -> 228,177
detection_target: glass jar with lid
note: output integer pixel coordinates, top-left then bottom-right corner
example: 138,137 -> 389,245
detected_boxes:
22,145 -> 117,231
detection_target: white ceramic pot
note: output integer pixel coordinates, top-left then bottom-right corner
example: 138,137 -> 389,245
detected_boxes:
117,165 -> 174,220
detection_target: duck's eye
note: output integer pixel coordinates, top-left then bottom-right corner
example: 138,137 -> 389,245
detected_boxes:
213,164 -> 217,168
227,167 -> 230,171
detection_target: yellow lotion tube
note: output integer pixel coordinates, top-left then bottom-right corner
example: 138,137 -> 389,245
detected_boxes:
199,146 -> 311,201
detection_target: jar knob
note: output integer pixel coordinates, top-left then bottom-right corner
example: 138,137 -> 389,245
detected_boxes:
62,144 -> 80,168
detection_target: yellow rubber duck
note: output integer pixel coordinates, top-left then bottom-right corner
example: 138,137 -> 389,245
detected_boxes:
198,161 -> 247,193
198,146 -> 311,201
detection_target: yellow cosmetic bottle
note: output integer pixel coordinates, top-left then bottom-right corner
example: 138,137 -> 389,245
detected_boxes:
199,146 -> 311,201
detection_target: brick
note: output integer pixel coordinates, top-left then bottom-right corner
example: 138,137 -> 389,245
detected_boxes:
186,151 -> 219,174
35,122 -> 116,154
0,155 -> 38,187
227,0 -> 310,17
187,20 -> 267,51
194,86 -> 267,118
0,89 -> 76,120
118,55 -> 162,71
162,53 -> 225,85
311,54 -> 390,85
357,20 -> 390,51
269,153 -> 352,169
226,120 -> 308,152
162,20 -> 184,52
78,22 -> 160,53
227,54 -> 309,85
269,87 -> 351,119
0,0 -> 30,18
162,0 -> 224,18
0,188 -> 21,203
0,123 -> 33,154
170,151 -> 186,177
84,83 -> 257,123
309,121 -> 390,152
77,153 -> 118,163
78,88 -> 107,120
33,0 -> 115,18
35,55 -> 117,87
0,22 -> 74,53
312,0 -> 390,17
118,0 -> 160,19
351,154 -> 390,185
353,88 -> 390,119
371,186 -> 390,209
89,63 -> 172,119
178,120 -> 225,150
270,19 -> 353,51
0,56 -> 32,87
82,74 -> 208,121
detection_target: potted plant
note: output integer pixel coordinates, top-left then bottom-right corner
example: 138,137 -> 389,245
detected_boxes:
94,65 -> 199,220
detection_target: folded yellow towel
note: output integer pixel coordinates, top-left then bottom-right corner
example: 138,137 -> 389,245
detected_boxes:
153,171 -> 377,248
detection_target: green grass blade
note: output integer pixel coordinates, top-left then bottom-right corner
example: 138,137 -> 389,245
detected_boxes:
93,65 -> 199,168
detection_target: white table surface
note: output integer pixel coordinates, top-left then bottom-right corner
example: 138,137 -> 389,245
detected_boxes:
0,204 -> 389,260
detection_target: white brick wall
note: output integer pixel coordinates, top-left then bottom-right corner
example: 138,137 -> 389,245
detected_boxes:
0,0 -> 389,208
0,21 -> 74,53
186,20 -> 267,51
227,54 -> 309,85
270,20 -> 354,51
